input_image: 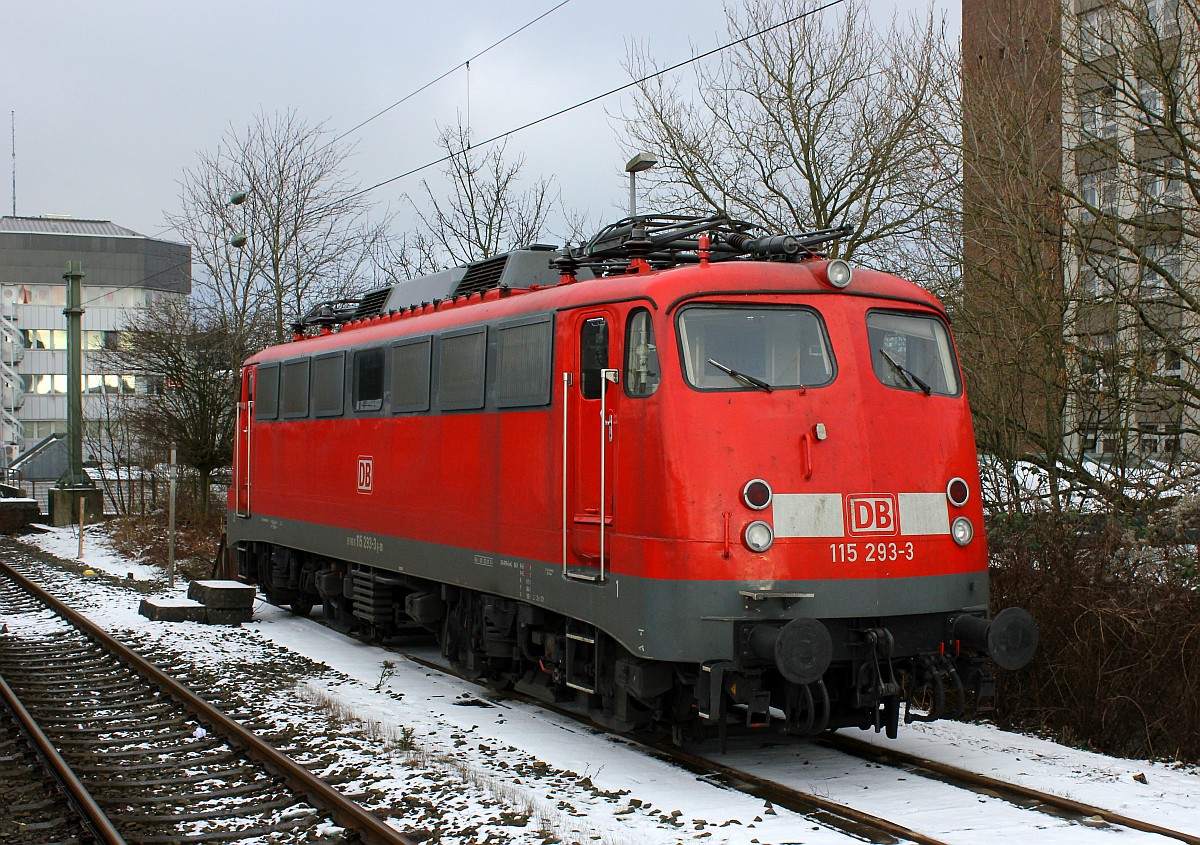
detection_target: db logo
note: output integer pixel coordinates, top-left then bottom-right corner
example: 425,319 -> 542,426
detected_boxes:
357,456 -> 374,494
847,494 -> 897,536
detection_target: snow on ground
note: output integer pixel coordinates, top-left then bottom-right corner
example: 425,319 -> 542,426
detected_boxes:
26,521 -> 164,583
7,524 -> 1200,844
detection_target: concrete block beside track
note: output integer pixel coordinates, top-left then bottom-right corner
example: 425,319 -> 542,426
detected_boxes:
139,597 -> 207,623
188,579 -> 257,610
205,607 -> 255,625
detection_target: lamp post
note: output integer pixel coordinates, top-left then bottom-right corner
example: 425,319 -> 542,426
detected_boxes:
625,152 -> 657,218
228,190 -> 248,248
50,261 -> 101,527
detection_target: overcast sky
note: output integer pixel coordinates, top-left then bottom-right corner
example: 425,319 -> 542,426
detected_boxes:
2,0 -> 959,247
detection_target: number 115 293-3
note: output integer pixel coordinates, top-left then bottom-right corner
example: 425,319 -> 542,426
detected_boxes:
830,541 -> 915,563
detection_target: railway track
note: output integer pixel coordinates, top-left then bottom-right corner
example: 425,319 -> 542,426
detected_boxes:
0,559 -> 417,845
821,733 -> 1200,845
399,651 -> 946,845
399,649 -> 1200,845
7,539 -> 1196,845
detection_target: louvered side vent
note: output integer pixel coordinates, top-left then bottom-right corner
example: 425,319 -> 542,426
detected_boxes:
454,255 -> 509,297
352,287 -> 391,320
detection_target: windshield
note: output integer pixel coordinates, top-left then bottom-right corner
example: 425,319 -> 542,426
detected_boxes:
677,306 -> 835,391
867,311 -> 960,396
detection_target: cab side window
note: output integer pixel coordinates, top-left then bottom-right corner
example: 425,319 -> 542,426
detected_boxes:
624,308 -> 660,398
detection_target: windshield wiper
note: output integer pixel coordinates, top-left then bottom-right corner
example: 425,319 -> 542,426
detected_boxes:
707,358 -> 774,392
879,349 -> 932,395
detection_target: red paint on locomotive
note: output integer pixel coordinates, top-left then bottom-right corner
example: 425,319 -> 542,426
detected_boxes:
228,217 -> 1036,739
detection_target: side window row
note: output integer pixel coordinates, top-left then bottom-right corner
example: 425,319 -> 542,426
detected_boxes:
254,314 -> 554,421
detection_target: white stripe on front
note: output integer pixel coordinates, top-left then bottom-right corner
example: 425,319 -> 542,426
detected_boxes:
773,493 -> 845,537
897,493 -> 951,535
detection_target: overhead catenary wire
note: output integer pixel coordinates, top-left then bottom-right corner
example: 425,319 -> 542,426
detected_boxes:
78,0 -> 846,307
314,0 -> 846,216
137,0 -> 577,243
329,0 -> 575,146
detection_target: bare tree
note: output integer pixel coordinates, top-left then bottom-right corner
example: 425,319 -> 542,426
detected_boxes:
956,0 -> 1073,510
1052,0 -> 1200,507
82,390 -> 139,515
957,0 -> 1200,515
620,0 -> 958,285
97,297 -> 251,514
166,109 -> 392,346
406,124 -> 558,271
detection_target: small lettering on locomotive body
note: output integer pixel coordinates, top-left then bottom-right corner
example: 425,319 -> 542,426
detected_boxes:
346,534 -> 383,553
474,554 -> 494,567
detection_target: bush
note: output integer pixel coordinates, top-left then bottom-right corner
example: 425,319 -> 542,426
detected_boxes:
108,508 -> 223,582
988,511 -> 1200,762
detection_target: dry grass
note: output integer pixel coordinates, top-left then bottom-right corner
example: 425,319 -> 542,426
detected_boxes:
107,511 -> 223,581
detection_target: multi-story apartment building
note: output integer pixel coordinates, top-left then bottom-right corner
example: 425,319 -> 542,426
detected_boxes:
963,0 -> 1195,463
1063,0 -> 1195,460
0,215 -> 191,463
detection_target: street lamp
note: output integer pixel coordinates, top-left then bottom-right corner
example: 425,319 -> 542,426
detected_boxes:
228,190 -> 248,249
625,152 -> 657,218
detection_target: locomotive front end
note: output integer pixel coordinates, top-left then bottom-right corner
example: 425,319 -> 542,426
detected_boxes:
654,257 -> 1038,738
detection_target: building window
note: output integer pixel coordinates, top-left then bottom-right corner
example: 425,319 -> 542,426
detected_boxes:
22,420 -> 67,440
83,375 -> 137,394
1139,241 -> 1181,297
1079,6 -> 1113,56
1140,157 -> 1183,208
19,329 -> 65,350
17,329 -> 119,350
1080,332 -> 1116,391
1080,169 -> 1118,220
1139,76 -> 1162,119
1144,0 -> 1180,34
1081,90 -> 1117,140
1081,252 -> 1119,298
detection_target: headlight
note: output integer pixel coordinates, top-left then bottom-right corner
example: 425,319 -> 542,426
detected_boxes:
827,259 -> 853,288
951,516 -> 975,546
742,479 -> 773,510
744,521 -> 774,552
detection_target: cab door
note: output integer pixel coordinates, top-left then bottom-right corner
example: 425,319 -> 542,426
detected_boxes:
566,311 -> 620,577
233,366 -> 254,517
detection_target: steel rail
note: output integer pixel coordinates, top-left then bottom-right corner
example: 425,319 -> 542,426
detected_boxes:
660,740 -> 950,845
399,651 -> 949,845
0,560 -> 419,845
827,733 -> 1200,845
0,672 -> 128,845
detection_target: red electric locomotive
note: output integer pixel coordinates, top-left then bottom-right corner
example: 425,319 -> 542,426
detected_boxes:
228,214 -> 1037,739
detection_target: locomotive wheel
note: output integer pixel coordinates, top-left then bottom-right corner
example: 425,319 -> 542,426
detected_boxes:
290,597 -> 314,617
